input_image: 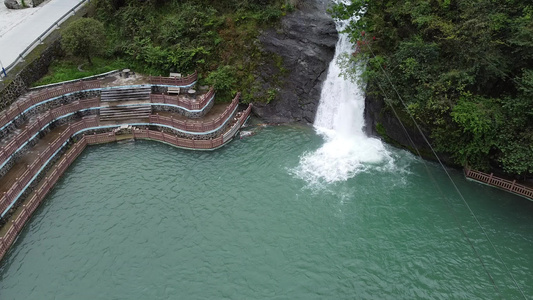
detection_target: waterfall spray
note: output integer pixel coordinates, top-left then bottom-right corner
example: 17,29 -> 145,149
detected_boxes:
293,0 -> 392,184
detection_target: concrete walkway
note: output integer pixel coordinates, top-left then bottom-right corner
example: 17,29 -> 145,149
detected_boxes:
0,0 -> 84,74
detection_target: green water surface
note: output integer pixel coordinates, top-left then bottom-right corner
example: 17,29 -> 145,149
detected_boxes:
0,126 -> 532,299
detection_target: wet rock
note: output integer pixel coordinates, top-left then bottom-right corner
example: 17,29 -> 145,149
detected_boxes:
364,89 -> 458,166
253,0 -> 337,123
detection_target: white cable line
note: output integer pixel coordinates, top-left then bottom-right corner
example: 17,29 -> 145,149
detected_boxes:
371,78 -> 503,297
362,39 -> 527,299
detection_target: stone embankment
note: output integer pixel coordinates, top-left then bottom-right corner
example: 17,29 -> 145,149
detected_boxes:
0,71 -> 252,261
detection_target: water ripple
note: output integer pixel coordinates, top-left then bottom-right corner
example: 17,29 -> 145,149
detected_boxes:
0,130 -> 531,299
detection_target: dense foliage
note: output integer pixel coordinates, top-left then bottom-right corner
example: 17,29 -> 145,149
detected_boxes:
61,18 -> 106,65
87,0 -> 291,101
334,0 -> 533,177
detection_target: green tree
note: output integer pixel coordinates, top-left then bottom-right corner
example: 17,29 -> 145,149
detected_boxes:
61,18 -> 106,65
205,65 -> 237,101
331,0 -> 533,177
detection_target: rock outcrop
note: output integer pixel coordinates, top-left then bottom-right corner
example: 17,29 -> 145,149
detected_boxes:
4,0 -> 21,9
364,89 -> 458,167
253,0 -> 337,123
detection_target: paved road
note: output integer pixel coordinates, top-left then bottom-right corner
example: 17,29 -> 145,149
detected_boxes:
0,0 -> 84,75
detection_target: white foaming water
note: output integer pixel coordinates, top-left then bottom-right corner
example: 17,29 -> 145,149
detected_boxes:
294,1 -> 393,184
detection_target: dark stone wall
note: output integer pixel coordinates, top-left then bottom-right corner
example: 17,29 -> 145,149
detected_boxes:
0,77 -> 27,111
154,107 -> 236,140
363,93 -> 427,149
0,39 -> 63,111
252,0 -> 337,123
364,91 -> 458,167
0,137 -> 73,226
0,111 -> 96,177
152,98 -> 214,119
151,86 -> 168,94
0,90 -> 100,139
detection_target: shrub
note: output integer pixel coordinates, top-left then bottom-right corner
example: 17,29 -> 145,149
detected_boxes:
61,18 -> 106,65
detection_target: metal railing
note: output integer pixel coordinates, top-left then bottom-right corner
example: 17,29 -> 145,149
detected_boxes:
0,133 -> 88,260
0,116 -> 100,217
0,104 -> 252,261
222,104 -> 252,143
150,87 -> 215,111
150,92 -> 239,132
148,71 -> 198,87
0,79 -> 102,129
29,70 -> 120,91
0,98 -> 99,166
0,0 -> 91,80
1,72 -> 200,129
0,93 -> 240,169
0,104 -> 252,218
465,167 -> 533,200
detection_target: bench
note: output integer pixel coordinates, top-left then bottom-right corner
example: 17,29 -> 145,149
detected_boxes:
167,73 -> 182,94
168,86 -> 181,95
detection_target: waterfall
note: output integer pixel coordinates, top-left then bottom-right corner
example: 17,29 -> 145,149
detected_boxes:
294,0 -> 392,184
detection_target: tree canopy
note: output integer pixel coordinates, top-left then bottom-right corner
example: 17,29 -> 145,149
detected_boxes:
333,0 -> 533,177
61,18 -> 106,65
90,0 -> 290,102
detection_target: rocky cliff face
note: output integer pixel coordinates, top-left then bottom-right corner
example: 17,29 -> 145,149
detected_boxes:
364,90 -> 459,167
252,0 -> 337,123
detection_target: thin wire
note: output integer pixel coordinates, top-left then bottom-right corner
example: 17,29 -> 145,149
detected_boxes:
370,77 -> 503,298
363,40 -> 527,299
477,55 -> 530,93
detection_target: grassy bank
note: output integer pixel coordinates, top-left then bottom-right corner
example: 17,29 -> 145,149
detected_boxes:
34,0 -> 292,103
33,57 -> 128,86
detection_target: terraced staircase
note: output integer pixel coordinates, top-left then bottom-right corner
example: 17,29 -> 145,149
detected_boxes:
100,86 -> 152,121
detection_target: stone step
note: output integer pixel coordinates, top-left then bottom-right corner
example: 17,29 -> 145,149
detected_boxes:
100,99 -> 151,107
101,94 -> 151,102
99,106 -> 151,121
100,108 -> 151,116
101,86 -> 151,94
100,105 -> 151,113
100,118 -> 150,126
101,88 -> 151,95
100,115 -> 150,121
100,87 -> 151,102
100,113 -> 151,121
